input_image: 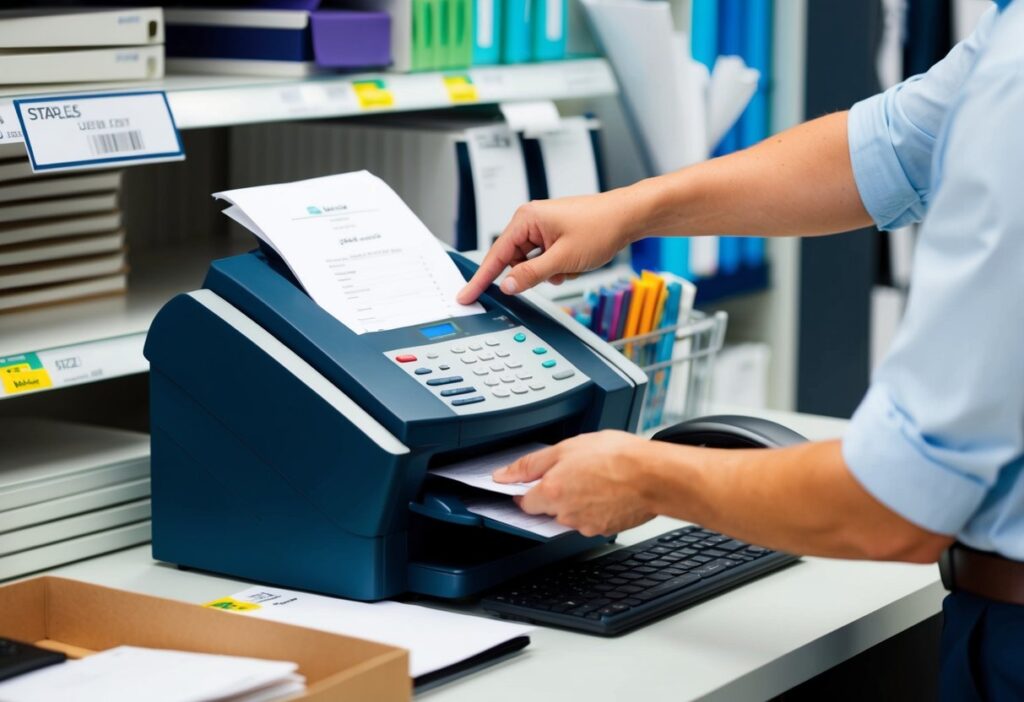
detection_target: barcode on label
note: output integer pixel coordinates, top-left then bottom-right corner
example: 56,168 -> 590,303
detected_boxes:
88,130 -> 145,156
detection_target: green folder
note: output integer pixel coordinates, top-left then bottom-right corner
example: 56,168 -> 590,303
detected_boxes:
450,0 -> 473,68
412,0 -> 436,71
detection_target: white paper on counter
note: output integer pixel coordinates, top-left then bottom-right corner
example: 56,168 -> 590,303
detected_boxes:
214,171 -> 483,335
215,586 -> 533,679
431,442 -> 547,496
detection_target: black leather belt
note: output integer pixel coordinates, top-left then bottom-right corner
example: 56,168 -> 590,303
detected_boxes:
939,543 -> 1024,606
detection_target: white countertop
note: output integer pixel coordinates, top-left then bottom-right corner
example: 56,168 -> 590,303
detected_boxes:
49,408 -> 945,702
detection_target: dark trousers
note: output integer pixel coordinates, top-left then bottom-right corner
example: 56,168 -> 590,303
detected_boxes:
940,592 -> 1024,700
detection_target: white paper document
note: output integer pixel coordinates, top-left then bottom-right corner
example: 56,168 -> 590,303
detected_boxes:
537,117 -> 601,199
214,171 -> 483,335
431,442 -> 547,496
0,646 -> 303,702
464,125 -> 530,247
215,586 -> 532,679
461,494 -> 574,538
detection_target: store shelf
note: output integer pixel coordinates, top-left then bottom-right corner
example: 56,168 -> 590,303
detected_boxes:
0,239 -> 248,400
0,59 -> 617,140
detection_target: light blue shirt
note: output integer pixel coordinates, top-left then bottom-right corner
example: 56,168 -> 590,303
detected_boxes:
842,1 -> 1024,560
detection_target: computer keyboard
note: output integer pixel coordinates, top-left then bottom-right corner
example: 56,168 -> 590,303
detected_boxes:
482,525 -> 798,635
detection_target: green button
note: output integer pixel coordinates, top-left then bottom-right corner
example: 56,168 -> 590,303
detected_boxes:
541,359 -> 557,368
532,347 -> 547,355
513,333 -> 527,342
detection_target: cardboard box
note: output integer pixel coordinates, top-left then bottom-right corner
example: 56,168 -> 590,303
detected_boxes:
0,577 -> 411,701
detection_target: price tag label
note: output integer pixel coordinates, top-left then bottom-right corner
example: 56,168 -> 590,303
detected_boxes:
14,91 -> 184,172
0,353 -> 52,395
352,79 -> 395,110
0,335 -> 146,397
444,75 -> 479,104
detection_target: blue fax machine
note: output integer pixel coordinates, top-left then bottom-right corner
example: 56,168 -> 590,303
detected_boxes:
144,250 -> 647,601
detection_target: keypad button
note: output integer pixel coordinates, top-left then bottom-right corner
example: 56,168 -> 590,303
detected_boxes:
516,372 -> 533,380
461,357 -> 478,365
489,364 -> 504,372
484,378 -> 500,387
451,346 -> 466,354
414,367 -> 432,375
469,343 -> 483,351
441,386 -> 476,397
500,374 -> 515,384
513,332 -> 527,343
452,396 -> 485,406
553,370 -> 576,381
510,385 -> 529,395
493,389 -> 511,398
477,353 -> 494,361
426,352 -> 439,359
395,354 -> 417,363
529,382 -> 546,391
541,359 -> 557,369
473,368 -> 490,376
485,339 -> 501,347
426,376 -> 463,386
532,347 -> 548,355
505,361 -> 523,369
495,351 -> 511,358
439,364 -> 451,371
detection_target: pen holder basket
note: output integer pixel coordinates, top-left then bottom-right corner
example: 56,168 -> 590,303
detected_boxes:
609,310 -> 728,432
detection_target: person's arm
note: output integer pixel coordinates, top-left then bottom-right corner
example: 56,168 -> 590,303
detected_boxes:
494,432 -> 953,562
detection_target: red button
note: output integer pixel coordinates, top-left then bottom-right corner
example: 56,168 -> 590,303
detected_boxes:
395,354 -> 417,363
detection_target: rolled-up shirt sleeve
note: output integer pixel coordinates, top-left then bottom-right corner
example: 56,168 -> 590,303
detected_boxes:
847,7 -> 997,231
842,43 -> 1024,535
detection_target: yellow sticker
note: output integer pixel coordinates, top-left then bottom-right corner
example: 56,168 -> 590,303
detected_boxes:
1,366 -> 52,395
352,79 -> 394,109
443,75 -> 478,104
203,597 -> 261,612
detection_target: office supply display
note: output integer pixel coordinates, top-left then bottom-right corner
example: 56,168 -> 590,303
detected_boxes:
145,173 -> 647,601
0,638 -> 65,684
0,418 -> 150,580
0,579 -> 408,702
0,8 -> 163,48
165,7 -> 391,78
208,586 -> 531,681
0,646 -> 304,702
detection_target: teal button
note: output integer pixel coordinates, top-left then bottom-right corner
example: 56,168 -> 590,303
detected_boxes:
541,359 -> 557,368
513,332 -> 527,342
532,347 -> 547,355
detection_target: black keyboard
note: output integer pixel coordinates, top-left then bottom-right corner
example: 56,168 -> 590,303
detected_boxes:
482,525 -> 798,635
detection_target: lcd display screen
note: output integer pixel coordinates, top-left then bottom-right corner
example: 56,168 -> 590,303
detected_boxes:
420,322 -> 458,339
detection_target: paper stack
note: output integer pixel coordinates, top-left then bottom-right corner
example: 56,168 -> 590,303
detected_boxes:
0,418 -> 151,580
0,7 -> 164,85
0,144 -> 127,314
0,646 -> 304,702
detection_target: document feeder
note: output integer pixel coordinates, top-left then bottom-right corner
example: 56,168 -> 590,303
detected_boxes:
144,250 -> 647,601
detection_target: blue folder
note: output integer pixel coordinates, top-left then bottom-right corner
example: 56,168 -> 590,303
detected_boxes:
532,0 -> 567,61
473,0 -> 503,64
502,0 -> 532,63
690,0 -> 718,70
715,0 -> 743,155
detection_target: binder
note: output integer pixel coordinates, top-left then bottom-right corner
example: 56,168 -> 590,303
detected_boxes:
0,46 -> 163,85
502,0 -> 533,63
715,0 -> 743,155
660,237 -> 691,280
412,0 -> 436,69
690,0 -> 717,69
718,236 -> 742,274
0,7 -> 164,48
532,0 -> 567,61
739,0 -> 772,269
473,0 -> 503,64
445,0 -> 474,67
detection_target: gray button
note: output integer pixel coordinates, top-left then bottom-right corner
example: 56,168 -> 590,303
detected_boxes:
468,343 -> 483,351
426,352 -> 439,359
495,351 -> 511,358
492,389 -> 511,398
485,340 -> 501,347
452,395 -> 485,406
505,361 -> 523,369
414,367 -> 433,375
489,364 -> 504,372
529,382 -> 546,391
516,372 -> 533,380
461,357 -> 478,365
451,346 -> 466,354
500,374 -> 515,384
553,370 -> 576,381
477,353 -> 494,361
473,368 -> 489,375
484,378 -> 500,387
441,386 -> 476,397
439,364 -> 451,370
510,385 -> 529,395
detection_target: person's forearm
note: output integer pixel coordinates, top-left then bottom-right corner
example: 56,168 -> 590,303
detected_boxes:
638,439 -> 952,562
619,111 -> 874,241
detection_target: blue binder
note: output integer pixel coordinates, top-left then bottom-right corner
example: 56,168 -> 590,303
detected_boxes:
739,0 -> 771,267
473,0 -> 502,64
660,238 -> 691,280
690,0 -> 718,70
716,0 -> 743,155
502,0 -> 532,63
532,0 -> 567,60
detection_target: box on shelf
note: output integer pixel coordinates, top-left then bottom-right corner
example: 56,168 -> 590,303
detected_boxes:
0,577 -> 410,701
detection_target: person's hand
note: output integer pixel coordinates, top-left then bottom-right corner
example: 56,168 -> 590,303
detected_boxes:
456,188 -> 644,304
493,431 -> 659,536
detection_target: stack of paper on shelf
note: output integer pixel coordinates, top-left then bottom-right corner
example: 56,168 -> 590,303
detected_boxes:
0,7 -> 164,85
165,5 -> 391,77
0,418 -> 151,581
0,145 -> 127,314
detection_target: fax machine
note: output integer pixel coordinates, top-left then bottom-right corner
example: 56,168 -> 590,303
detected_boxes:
144,249 -> 647,601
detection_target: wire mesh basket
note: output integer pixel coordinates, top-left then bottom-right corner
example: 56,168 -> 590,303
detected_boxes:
609,310 -> 729,432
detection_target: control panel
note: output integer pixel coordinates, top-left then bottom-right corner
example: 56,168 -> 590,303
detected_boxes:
385,326 -> 590,415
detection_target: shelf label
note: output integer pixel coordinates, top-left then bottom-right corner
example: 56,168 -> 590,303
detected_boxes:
444,75 -> 479,104
0,353 -> 53,395
14,91 -> 185,172
352,80 -> 395,110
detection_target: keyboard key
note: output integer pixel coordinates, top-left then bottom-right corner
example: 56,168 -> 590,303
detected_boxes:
617,585 -> 643,594
469,343 -> 483,351
704,549 -> 727,558
426,376 -> 463,386
440,364 -> 451,370
605,564 -> 627,573
506,361 -> 523,369
604,591 -> 629,600
513,333 -> 527,342
692,555 -> 712,564
485,339 -> 501,347
619,572 -> 644,581
648,560 -> 671,568
484,378 -> 500,387
648,573 -> 674,582
553,370 -> 576,381
414,367 -> 432,375
529,383 -> 546,391
634,566 -> 658,574
478,353 -> 495,361
542,359 -> 557,368
493,389 -> 511,398
473,368 -> 490,376
720,540 -> 748,552
633,579 -> 660,588
511,385 -> 529,395
635,573 -> 702,602
650,546 -> 673,555
426,352 -> 439,359
451,346 -> 466,354
461,357 -> 478,365
633,553 -> 658,562
496,351 -> 511,358
532,347 -> 548,355
600,603 -> 633,617
607,577 -> 628,586
673,548 -> 698,557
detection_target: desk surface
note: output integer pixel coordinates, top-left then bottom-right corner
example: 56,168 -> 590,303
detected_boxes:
49,409 -> 945,702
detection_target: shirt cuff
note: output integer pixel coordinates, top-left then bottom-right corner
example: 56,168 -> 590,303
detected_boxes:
847,93 -> 926,231
842,384 -> 990,535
